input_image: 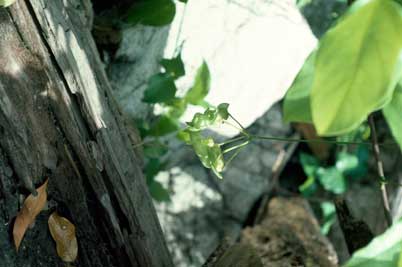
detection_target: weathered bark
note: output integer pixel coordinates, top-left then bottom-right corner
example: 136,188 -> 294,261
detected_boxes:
0,0 -> 172,266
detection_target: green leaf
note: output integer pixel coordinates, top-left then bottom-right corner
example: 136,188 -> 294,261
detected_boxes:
148,116 -> 179,136
311,0 -> 402,136
177,129 -> 192,144
190,132 -> 225,179
161,53 -> 185,79
0,0 -> 16,7
126,0 -> 176,26
283,51 -> 315,123
143,141 -> 168,159
149,181 -> 171,202
143,73 -> 177,104
344,219 -> 402,267
300,152 -> 320,177
166,98 -> 187,119
299,176 -> 317,197
145,159 -> 163,182
133,118 -> 150,138
336,152 -> 359,174
383,84 -> 402,152
317,167 -> 347,194
320,202 -> 336,235
185,61 -> 211,105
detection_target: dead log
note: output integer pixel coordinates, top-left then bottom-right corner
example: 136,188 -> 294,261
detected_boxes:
0,0 -> 172,266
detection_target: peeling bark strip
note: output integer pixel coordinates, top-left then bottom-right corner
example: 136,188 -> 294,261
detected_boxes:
0,0 -> 173,266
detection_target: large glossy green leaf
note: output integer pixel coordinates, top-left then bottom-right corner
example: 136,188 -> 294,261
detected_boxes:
143,73 -> 177,104
126,0 -> 176,26
283,51 -> 316,123
383,85 -> 402,151
311,0 -> 402,136
344,219 -> 402,267
0,0 -> 16,7
185,62 -> 211,105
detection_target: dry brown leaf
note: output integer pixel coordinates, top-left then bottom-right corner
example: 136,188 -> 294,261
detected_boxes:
48,212 -> 78,262
13,179 -> 49,251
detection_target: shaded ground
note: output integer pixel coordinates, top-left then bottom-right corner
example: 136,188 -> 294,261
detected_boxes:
299,0 -> 347,37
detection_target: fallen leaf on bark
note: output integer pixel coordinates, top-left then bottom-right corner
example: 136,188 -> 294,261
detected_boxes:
13,179 -> 49,251
48,212 -> 78,262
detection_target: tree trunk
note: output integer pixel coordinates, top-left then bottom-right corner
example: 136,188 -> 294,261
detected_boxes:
0,1 -> 173,266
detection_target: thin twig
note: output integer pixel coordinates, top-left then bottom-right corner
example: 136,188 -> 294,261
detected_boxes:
369,115 -> 392,227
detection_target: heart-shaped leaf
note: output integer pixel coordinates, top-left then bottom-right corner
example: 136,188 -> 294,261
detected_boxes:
13,179 -> 49,251
311,0 -> 402,135
48,212 -> 78,263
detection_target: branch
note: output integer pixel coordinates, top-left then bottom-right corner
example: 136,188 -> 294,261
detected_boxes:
369,115 -> 392,227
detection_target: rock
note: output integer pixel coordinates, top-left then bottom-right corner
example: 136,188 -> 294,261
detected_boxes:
165,0 -> 316,136
241,197 -> 338,267
108,25 -> 170,119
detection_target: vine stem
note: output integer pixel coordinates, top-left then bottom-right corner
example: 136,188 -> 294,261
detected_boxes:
248,134 -> 393,147
369,115 -> 392,227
